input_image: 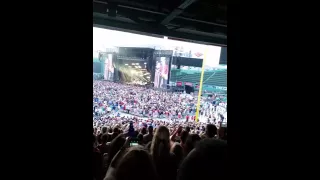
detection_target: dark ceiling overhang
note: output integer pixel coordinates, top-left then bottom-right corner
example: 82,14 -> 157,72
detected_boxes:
93,0 -> 227,47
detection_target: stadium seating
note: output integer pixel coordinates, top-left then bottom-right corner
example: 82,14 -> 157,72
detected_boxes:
170,69 -> 227,88
204,70 -> 227,87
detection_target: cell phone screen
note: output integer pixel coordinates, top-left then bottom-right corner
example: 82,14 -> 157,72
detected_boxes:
130,142 -> 138,146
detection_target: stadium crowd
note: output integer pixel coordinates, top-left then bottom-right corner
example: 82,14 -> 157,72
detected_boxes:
93,80 -> 227,180
93,81 -> 227,123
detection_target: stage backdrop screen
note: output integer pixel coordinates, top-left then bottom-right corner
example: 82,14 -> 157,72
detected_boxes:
104,54 -> 114,81
154,57 -> 170,89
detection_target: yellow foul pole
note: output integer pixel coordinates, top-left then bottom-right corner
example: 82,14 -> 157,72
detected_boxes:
195,47 -> 208,122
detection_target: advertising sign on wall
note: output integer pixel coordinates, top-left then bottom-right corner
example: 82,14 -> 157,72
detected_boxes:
173,46 -> 204,59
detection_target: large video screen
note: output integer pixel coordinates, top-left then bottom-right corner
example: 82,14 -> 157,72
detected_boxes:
107,54 -> 114,73
104,54 -> 114,81
154,57 -> 170,88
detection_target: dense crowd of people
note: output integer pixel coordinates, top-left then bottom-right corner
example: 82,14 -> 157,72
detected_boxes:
93,81 -> 227,124
94,73 -> 104,80
93,80 -> 227,180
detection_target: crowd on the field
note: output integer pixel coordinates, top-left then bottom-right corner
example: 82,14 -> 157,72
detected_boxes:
93,81 -> 227,180
93,81 -> 227,124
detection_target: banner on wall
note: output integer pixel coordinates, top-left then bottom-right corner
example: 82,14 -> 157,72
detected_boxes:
176,81 -> 182,86
185,82 -> 193,86
173,46 -> 204,59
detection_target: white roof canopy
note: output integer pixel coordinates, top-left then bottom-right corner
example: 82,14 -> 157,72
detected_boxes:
93,27 -> 222,67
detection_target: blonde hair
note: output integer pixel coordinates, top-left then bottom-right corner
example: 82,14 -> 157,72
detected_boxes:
115,146 -> 158,180
150,126 -> 170,160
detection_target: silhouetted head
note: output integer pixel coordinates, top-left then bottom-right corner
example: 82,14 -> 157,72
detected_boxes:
148,126 -> 154,134
177,139 -> 227,180
108,128 -> 113,133
114,146 -> 158,180
180,130 -> 189,145
102,126 -> 108,134
186,126 -> 191,133
184,134 -> 201,155
205,124 -> 217,138
141,127 -> 147,135
113,127 -> 120,134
